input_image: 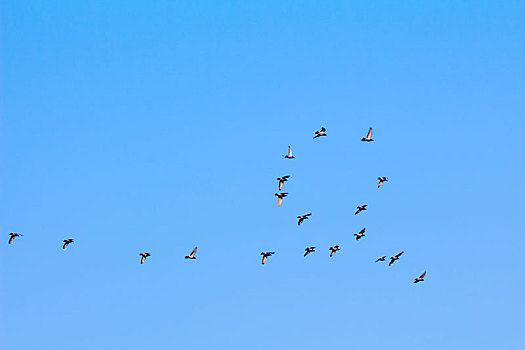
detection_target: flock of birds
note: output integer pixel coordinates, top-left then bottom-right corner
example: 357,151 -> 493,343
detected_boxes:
6,126 -> 426,284
272,126 -> 425,284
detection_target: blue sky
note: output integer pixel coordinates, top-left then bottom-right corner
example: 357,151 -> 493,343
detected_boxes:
1,1 -> 524,349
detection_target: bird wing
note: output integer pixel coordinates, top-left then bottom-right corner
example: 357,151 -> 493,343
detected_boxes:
378,180 -> 383,188
420,271 -> 426,279
355,208 -> 360,215
389,259 -> 394,266
262,255 -> 267,264
396,251 -> 404,258
288,146 -> 293,156
321,127 -> 326,132
305,213 -> 312,217
277,197 -> 282,207
279,181 -> 283,190
8,236 -> 14,244
141,256 -> 146,264
63,242 -> 68,249
367,128 -> 372,139
360,228 -> 366,234
298,218 -> 303,225
190,247 -> 197,258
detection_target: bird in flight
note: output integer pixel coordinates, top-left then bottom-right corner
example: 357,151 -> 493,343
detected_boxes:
361,128 -> 373,142
355,204 -> 368,215
297,213 -> 312,226
304,247 -> 316,256
185,247 -> 198,259
377,177 -> 388,188
413,271 -> 427,283
389,251 -> 404,266
8,233 -> 22,245
261,252 -> 275,264
329,245 -> 340,257
375,256 -> 386,262
277,175 -> 290,191
313,127 -> 327,139
62,239 -> 74,249
275,193 -> 288,207
354,228 -> 366,240
283,146 -> 295,159
139,252 -> 151,264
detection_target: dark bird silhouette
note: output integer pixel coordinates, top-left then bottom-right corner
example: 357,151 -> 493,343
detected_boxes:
304,247 -> 316,257
378,177 -> 388,188
375,256 -> 386,262
275,193 -> 288,207
355,205 -> 367,215
414,271 -> 427,283
277,175 -> 290,191
62,239 -> 74,249
8,233 -> 22,245
261,252 -> 275,264
329,245 -> 340,257
185,247 -> 198,259
361,128 -> 373,142
313,127 -> 327,139
389,251 -> 404,266
297,213 -> 312,226
139,252 -> 151,264
354,228 -> 366,240
283,146 -> 295,159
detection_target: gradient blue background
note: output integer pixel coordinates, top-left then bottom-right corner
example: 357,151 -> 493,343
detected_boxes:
2,1 -> 524,349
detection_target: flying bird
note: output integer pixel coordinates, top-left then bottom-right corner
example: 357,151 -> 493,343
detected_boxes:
389,251 -> 404,266
62,239 -> 74,249
375,256 -> 386,262
354,228 -> 366,240
261,252 -> 275,264
283,146 -> 295,159
355,205 -> 367,215
297,213 -> 312,226
313,127 -> 327,139
378,177 -> 388,188
304,247 -> 316,257
329,245 -> 340,257
139,252 -> 151,264
185,247 -> 198,259
8,232 -> 22,245
275,193 -> 288,207
277,175 -> 290,191
414,271 -> 427,284
361,128 -> 373,142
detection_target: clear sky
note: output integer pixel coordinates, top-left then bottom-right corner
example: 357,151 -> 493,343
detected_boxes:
1,1 -> 524,349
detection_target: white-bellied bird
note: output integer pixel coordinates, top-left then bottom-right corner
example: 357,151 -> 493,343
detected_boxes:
62,239 -> 74,249
8,233 -> 22,245
277,175 -> 290,191
414,271 -> 427,283
304,247 -> 316,257
389,251 -> 404,266
261,252 -> 275,264
313,127 -> 327,139
185,247 -> 198,259
361,128 -> 373,142
355,205 -> 367,215
139,252 -> 151,264
329,245 -> 340,257
297,213 -> 312,226
275,193 -> 288,207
